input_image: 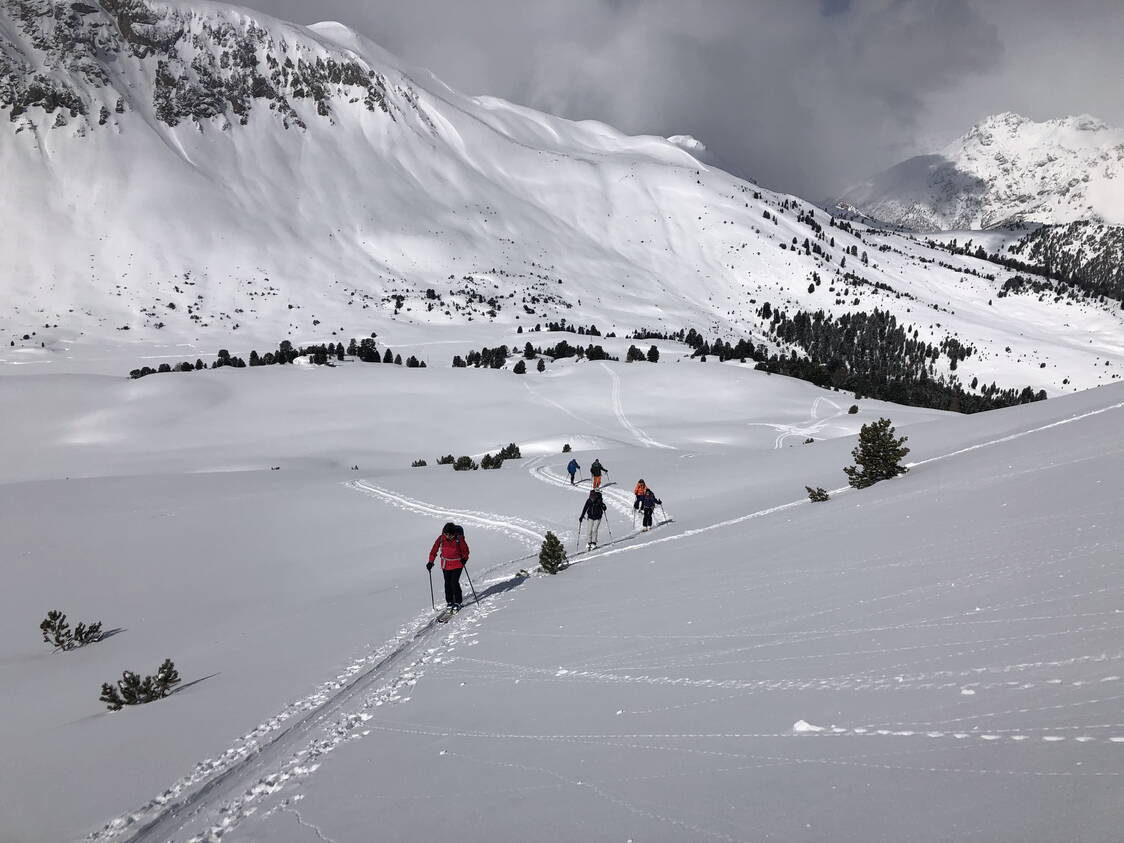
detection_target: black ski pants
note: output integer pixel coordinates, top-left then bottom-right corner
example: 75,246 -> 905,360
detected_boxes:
642,508 -> 655,527
443,567 -> 464,607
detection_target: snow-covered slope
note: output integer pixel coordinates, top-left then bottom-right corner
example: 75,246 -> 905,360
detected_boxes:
837,112 -> 1124,230
2,1 -> 1123,397
1,348 -> 1122,842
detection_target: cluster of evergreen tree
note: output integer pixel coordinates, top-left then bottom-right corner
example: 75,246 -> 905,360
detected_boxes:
542,320 -> 601,335
456,342 -> 615,366
625,344 -> 660,362
456,345 -> 510,368
688,336 -> 761,362
477,443 -> 523,470
750,307 -> 1045,413
129,337 -> 417,379
629,328 -> 687,342
931,226 -> 1124,306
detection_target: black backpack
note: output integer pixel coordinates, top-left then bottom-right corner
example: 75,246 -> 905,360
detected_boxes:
587,494 -> 605,519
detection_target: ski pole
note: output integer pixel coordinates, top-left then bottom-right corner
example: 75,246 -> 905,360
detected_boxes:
576,521 -> 582,550
428,566 -> 435,610
658,503 -> 669,523
604,513 -> 613,541
463,564 -> 479,604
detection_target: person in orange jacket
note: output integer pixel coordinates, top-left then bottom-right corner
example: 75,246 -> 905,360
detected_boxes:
633,479 -> 647,510
427,522 -> 470,610
590,458 -> 607,489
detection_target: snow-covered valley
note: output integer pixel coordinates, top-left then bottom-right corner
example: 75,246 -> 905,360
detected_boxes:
2,344 -> 1122,842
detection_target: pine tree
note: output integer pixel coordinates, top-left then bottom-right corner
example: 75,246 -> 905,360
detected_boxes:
536,358 -> 545,372
73,620 -> 103,646
99,660 -> 181,710
805,486 -> 830,502
538,531 -> 567,574
40,610 -> 71,650
562,443 -> 571,453
99,682 -> 124,711
843,418 -> 910,489
453,456 -> 478,471
152,659 -> 181,697
646,345 -> 659,362
512,359 -> 526,374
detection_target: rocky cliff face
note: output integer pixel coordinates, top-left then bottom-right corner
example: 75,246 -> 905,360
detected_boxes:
0,0 -> 413,130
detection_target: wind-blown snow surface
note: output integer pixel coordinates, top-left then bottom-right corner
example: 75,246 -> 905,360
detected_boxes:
1,344 -> 1123,842
2,1 -> 1123,395
838,112 -> 1124,230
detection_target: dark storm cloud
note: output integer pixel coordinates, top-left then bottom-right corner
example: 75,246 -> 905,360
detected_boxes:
242,0 -> 1123,198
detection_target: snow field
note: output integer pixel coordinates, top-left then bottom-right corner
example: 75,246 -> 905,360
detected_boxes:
1,349 -> 1122,840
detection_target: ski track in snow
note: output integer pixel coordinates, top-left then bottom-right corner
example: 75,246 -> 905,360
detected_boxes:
89,558 -> 521,843
87,484 -> 545,842
347,480 -> 547,556
87,398 -> 1124,840
360,719 -> 1124,755
579,398 -> 1124,564
600,361 -> 676,449
745,395 -> 845,448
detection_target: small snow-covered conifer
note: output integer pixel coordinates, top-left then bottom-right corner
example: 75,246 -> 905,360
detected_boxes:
538,531 -> 567,574
844,418 -> 910,489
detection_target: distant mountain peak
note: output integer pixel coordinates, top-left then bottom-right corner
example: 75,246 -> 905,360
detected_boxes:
837,112 -> 1124,230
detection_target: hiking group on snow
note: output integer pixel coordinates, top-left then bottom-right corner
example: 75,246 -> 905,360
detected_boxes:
426,457 -> 665,613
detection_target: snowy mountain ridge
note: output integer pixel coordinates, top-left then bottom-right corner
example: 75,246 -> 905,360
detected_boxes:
837,111 -> 1124,231
2,0 -> 1124,398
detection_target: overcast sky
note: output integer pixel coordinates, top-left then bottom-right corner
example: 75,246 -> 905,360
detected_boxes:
241,0 -> 1124,198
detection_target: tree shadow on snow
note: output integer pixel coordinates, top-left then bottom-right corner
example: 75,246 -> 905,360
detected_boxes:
468,572 -> 529,604
169,672 -> 220,697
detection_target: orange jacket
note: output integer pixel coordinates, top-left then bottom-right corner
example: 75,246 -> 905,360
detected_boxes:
634,481 -> 647,496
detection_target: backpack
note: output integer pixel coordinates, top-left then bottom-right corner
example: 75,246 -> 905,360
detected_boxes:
587,493 -> 606,519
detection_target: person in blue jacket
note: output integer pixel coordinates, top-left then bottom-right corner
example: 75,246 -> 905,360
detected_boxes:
567,457 -> 580,485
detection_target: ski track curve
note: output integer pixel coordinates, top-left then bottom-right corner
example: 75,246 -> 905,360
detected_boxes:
347,480 -> 548,564
745,395 -> 846,449
86,397 -> 1124,841
600,361 -> 676,450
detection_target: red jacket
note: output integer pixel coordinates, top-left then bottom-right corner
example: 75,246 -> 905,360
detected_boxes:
429,533 -> 469,570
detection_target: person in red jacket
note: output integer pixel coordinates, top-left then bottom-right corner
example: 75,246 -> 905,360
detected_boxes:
427,522 -> 470,610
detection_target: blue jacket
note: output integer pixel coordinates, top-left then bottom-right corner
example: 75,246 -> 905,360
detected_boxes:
567,458 -> 580,474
